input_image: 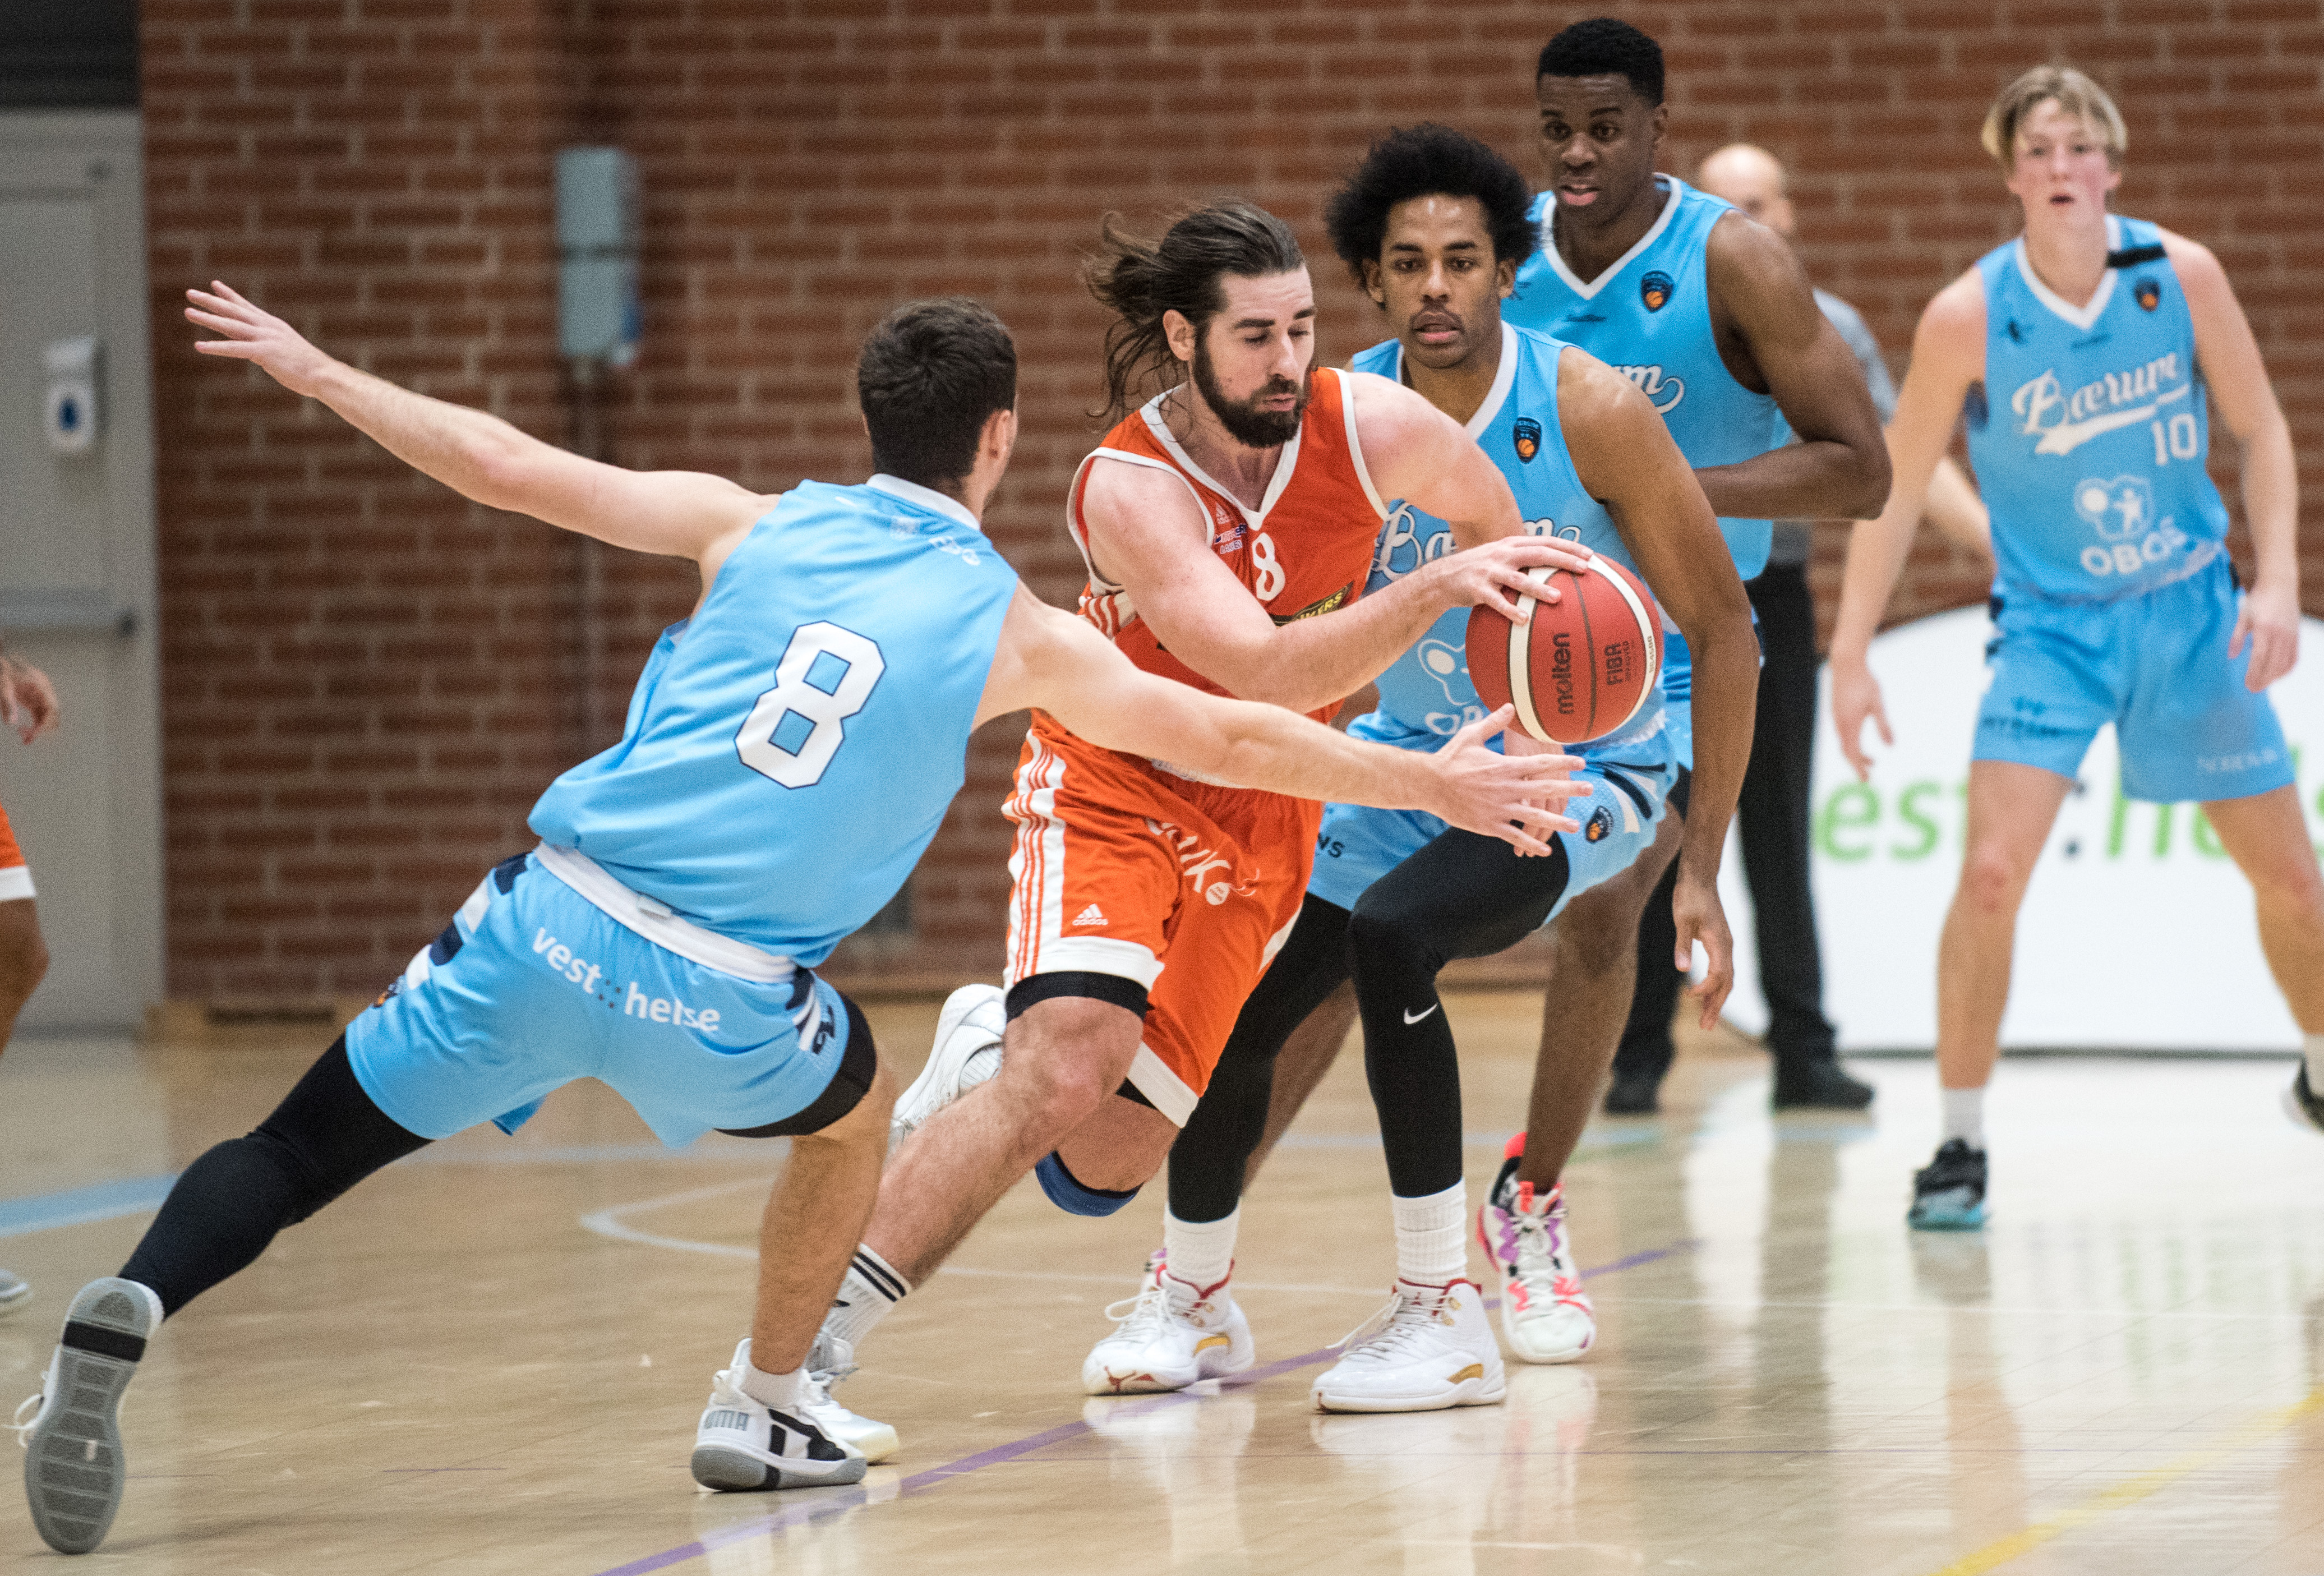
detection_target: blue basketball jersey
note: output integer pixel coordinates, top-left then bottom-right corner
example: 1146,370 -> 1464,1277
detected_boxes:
528,476 -> 1018,964
1966,214 -> 2229,602
1507,176 -> 1782,582
1507,177 -> 1783,710
1348,323 -> 1663,753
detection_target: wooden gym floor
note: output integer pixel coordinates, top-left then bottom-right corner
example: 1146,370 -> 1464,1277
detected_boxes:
2,992 -> 2321,1573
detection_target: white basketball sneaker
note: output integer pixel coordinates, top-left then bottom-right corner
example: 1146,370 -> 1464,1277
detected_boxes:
17,1277 -> 164,1554
1309,1277 -> 1506,1413
691,1338 -> 868,1492
1082,1254 -> 1255,1395
0,1269 -> 29,1317
891,983 -> 1007,1150
1477,1142 -> 1595,1363
800,1331 -> 898,1463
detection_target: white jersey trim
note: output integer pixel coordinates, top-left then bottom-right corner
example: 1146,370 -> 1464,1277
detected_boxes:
1338,368 -> 1391,522
0,865 -> 31,902
531,842 -> 796,984
1537,175 -> 1687,301
1124,1043 -> 1198,1127
2011,215 -> 2122,333
1138,377 -> 1316,529
1460,323 -> 1523,438
1066,445 -> 1202,598
867,473 -> 982,532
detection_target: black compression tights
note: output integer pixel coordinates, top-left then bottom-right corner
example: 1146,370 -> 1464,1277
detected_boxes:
1168,829 -> 1572,1220
121,1037 -> 432,1317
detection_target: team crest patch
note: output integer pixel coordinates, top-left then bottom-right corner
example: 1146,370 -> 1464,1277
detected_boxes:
1513,417 -> 1542,463
1640,270 -> 1673,312
2135,278 -> 2161,311
1584,805 -> 1613,843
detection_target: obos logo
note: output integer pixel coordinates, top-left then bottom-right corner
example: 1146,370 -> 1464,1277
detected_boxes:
2074,474 -> 2155,542
1513,417 -> 1542,463
1640,270 -> 1673,311
2136,278 -> 2161,311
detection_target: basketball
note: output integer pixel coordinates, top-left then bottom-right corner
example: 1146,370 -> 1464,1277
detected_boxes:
1465,555 -> 1662,745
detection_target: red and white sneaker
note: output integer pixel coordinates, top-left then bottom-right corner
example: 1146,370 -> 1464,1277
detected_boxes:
1081,1252 -> 1253,1395
1477,1135 -> 1594,1363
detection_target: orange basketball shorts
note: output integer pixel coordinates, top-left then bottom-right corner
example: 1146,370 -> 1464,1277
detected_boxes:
1004,716 -> 1321,1126
0,800 -> 30,902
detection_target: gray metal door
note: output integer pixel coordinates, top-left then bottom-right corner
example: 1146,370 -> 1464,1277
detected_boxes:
0,110 -> 160,1030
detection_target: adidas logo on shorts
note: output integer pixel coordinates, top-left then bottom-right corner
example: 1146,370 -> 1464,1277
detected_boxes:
1073,904 -> 1108,927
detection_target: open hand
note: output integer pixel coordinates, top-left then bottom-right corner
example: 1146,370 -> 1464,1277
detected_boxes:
2230,578 -> 2300,692
1828,654 -> 1890,781
186,281 -> 338,397
1433,537 -> 1594,626
1671,867 -> 1733,1029
1431,706 -> 1588,854
0,656 -> 60,744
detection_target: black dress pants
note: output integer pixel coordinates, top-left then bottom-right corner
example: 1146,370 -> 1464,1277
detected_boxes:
1612,562 -> 1838,1082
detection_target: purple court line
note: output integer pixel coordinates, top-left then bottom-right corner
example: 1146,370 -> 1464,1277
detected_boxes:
589,1238 -> 1698,1576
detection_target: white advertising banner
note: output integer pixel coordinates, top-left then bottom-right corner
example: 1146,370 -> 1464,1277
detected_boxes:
1718,608 -> 2324,1052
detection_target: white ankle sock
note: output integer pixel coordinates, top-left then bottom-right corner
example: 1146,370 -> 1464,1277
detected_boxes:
735,1344 -> 808,1413
1163,1207 -> 1238,1294
823,1245 -> 911,1348
2304,1033 -> 2324,1086
1392,1182 -> 1468,1283
1942,1086 -> 1986,1148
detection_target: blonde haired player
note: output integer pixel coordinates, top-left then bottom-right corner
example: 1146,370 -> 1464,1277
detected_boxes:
1830,66 -> 2324,1228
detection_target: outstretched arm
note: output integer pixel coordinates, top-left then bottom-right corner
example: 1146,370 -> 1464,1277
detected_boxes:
976,588 -> 1588,852
1699,214 -> 1892,521
186,282 -> 767,578
1828,270 -> 1986,778
1563,351 -> 1756,1023
2164,229 -> 2300,691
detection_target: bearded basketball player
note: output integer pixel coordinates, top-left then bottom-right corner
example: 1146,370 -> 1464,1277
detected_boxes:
800,201 -> 1592,1453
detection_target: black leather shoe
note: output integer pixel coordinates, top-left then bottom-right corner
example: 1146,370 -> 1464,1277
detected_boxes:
1770,1058 -> 1874,1110
1602,1069 -> 1662,1114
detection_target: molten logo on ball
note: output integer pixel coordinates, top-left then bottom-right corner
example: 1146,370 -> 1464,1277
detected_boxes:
1464,556 -> 1663,745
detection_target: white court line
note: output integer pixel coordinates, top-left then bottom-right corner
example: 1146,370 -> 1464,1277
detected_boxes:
578,1178 -> 766,1259
577,1181 -> 1386,1295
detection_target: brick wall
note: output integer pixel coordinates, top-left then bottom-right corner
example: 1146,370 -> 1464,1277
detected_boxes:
145,0 -> 2324,1003
145,0 -> 583,1000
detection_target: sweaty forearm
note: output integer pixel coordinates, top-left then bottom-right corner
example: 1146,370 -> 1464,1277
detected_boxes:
2239,416 -> 2300,588
310,360 -> 541,511
1673,631 -> 1755,881
1693,438 -> 1889,522
1197,701 -> 1440,811
1209,573 -> 1457,715
1830,487 -> 1924,661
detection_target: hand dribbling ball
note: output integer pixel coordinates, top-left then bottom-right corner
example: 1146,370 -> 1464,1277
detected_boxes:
1467,555 -> 1662,745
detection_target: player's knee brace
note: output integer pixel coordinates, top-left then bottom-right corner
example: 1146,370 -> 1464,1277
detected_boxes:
1035,1150 -> 1140,1217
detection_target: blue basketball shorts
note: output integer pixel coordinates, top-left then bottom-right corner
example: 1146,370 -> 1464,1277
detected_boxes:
1308,727 -> 1678,922
1975,560 -> 2293,804
344,851 -> 865,1146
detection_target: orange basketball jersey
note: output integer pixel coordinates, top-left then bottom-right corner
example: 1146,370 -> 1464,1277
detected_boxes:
1066,367 -> 1389,725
